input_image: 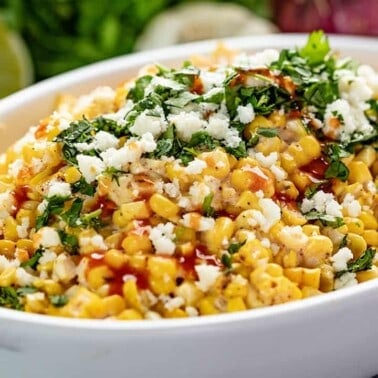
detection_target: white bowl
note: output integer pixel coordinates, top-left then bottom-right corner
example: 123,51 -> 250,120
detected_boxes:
0,34 -> 377,378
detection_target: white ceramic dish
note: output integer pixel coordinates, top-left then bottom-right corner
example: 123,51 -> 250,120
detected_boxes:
0,34 -> 377,378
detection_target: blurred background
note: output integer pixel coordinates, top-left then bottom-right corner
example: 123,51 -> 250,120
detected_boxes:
0,0 -> 377,98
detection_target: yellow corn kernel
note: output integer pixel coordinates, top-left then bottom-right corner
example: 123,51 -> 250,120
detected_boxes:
0,240 -> 16,258
227,297 -> 247,312
24,294 -> 48,314
302,268 -> 321,289
85,296 -> 108,319
281,207 -> 307,226
200,149 -> 230,179
112,201 -> 151,228
198,296 -> 219,315
164,308 -> 188,318
63,166 -> 81,183
356,266 -> 378,283
175,226 -> 196,244
265,263 -> 284,277
319,264 -> 334,292
148,256 -> 177,295
236,191 -> 260,210
3,216 -> 18,241
255,136 -> 282,155
104,232 -> 124,249
244,115 -> 273,139
344,217 -> 364,235
87,265 -> 114,290
355,147 -> 376,167
299,135 -> 321,162
122,279 -> 143,312
269,110 -> 286,127
362,230 -> 378,247
283,250 -> 298,268
104,249 -> 127,269
224,279 -> 248,299
274,180 -> 299,200
149,193 -> 179,219
290,170 -> 313,193
347,233 -> 367,259
280,152 -> 297,174
175,282 -> 203,306
359,211 -> 378,230
301,286 -> 322,298
284,267 -> 302,285
122,233 -> 153,255
39,279 -> 63,295
303,235 -> 333,268
302,225 -> 320,236
103,295 -> 126,316
202,217 -> 235,254
128,254 -> 147,270
348,161 -> 372,183
117,309 -> 143,320
0,267 -> 16,286
176,242 -> 195,257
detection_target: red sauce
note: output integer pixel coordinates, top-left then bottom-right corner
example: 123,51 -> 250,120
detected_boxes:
273,192 -> 298,209
191,76 -> 203,95
178,244 -> 221,279
108,264 -> 149,295
96,196 -> 118,218
301,156 -> 329,180
287,109 -> 302,120
87,253 -> 149,296
12,185 -> 30,212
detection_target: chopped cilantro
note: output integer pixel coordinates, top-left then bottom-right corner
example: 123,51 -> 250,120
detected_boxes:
202,193 -> 215,217
80,209 -> 103,230
58,230 -> 79,255
21,247 -> 44,269
324,144 -> 350,181
335,247 -> 376,278
0,287 -> 22,310
104,167 -> 125,185
221,253 -> 233,269
36,195 -> 69,230
127,75 -> 153,102
222,240 -> 247,269
256,127 -> 279,138
62,198 -> 83,227
228,240 -> 246,255
304,210 -> 344,228
71,177 -> 96,196
49,294 -> 69,308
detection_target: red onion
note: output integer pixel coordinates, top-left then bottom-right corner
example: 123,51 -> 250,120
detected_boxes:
272,0 -> 378,36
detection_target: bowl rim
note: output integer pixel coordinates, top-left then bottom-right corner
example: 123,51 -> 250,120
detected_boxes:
0,33 -> 377,330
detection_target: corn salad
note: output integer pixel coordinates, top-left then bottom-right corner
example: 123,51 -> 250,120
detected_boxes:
0,32 -> 377,320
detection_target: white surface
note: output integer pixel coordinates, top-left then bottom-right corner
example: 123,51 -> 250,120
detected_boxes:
0,34 -> 377,378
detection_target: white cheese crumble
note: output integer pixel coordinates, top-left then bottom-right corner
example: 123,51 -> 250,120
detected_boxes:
0,191 -> 15,220
39,227 -> 61,247
77,154 -> 105,183
168,111 -> 205,141
8,158 -> 24,178
79,234 -> 107,251
149,222 -> 176,255
47,181 -> 72,198
247,198 -> 281,233
236,103 -> 255,124
254,152 -> 278,168
184,158 -> 207,174
130,110 -> 167,137
334,272 -> 358,290
331,247 -> 353,272
164,296 -> 185,311
278,225 -> 308,250
16,217 -> 29,239
195,264 -> 222,292
181,214 -> 215,231
15,267 -> 36,286
301,190 -> 342,217
341,194 -> 361,217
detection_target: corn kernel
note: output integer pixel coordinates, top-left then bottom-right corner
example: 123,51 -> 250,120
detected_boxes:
149,193 -> 179,219
347,233 -> 367,258
0,267 -> 16,286
122,233 -> 153,255
113,200 -> 151,227
356,266 -> 378,283
354,147 -> 376,167
118,309 -> 143,320
359,211 -> 378,230
227,297 -> 247,312
3,216 -> 18,241
200,149 -> 230,179
362,230 -> 378,247
103,295 -> 126,316
148,256 -> 177,295
202,217 -> 234,254
302,268 -> 321,289
0,240 -> 16,258
244,115 -> 273,139
303,235 -> 333,268
63,166 -> 81,183
348,161 -> 372,183
122,279 -> 143,311
87,266 -> 114,290
198,296 -> 219,315
344,217 -> 364,235
104,249 -> 127,269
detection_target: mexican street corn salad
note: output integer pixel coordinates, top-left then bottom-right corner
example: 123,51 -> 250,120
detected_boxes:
0,32 -> 377,320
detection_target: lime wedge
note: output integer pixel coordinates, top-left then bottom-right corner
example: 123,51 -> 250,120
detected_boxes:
0,19 -> 33,98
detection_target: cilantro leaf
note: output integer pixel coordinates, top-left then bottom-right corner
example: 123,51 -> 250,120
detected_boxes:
58,230 -> 79,255
225,141 -> 247,159
304,210 -> 344,228
335,247 -> 376,278
36,195 -> 69,230
80,209 -> 103,230
0,287 -> 22,310
324,144 -> 350,181
256,127 -> 279,138
104,167 -> 125,185
202,193 -> 215,217
71,177 -> 96,196
127,75 -> 153,102
62,198 -> 83,227
299,31 -> 330,66
21,247 -> 44,269
222,240 -> 247,269
228,240 -> 246,255
221,254 -> 233,269
49,294 -> 68,308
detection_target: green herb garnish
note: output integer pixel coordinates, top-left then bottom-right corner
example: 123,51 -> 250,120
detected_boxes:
202,193 -> 215,217
335,248 -> 376,278
49,294 -> 69,308
21,247 -> 44,269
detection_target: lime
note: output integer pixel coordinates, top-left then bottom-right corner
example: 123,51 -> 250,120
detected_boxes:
0,19 -> 33,98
